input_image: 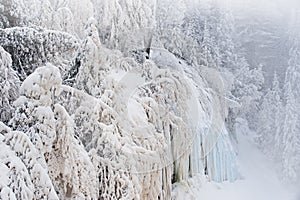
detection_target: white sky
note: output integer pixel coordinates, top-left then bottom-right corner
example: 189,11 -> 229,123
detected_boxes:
219,0 -> 300,17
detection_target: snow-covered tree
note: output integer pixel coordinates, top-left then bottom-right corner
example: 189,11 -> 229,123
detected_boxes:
4,130 -> 58,199
0,0 -> 25,28
0,27 -> 79,80
155,0 -> 186,56
280,34 -> 300,183
256,72 -> 283,158
0,0 -> 94,38
272,73 -> 284,160
285,41 -> 300,98
181,3 -> 217,66
47,104 -> 97,199
282,82 -> 300,183
8,63 -> 101,198
0,46 -> 20,123
92,0 -> 156,49
232,63 -> 264,129
0,133 -> 35,200
72,19 -> 107,96
256,88 -> 274,151
8,63 -> 60,190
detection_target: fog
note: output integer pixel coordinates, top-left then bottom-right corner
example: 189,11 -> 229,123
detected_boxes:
220,0 -> 300,14
214,0 -> 300,86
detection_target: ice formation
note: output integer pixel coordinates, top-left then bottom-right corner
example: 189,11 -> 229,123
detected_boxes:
0,0 -> 245,199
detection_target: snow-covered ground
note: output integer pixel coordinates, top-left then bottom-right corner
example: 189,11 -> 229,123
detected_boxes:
173,118 -> 298,200
195,136 -> 295,200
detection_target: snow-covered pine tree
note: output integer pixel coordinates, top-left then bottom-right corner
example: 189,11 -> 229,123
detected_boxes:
281,35 -> 300,183
256,72 -> 283,159
92,0 -> 156,49
282,82 -> 299,183
181,2 -> 219,66
0,122 -> 36,200
256,87 -> 274,152
285,41 -> 300,98
180,2 -> 237,71
215,10 -> 237,72
155,0 -> 186,57
0,131 -> 35,199
9,64 -> 61,151
272,72 -> 284,161
232,62 -> 264,130
9,63 -> 101,198
201,20 -> 218,68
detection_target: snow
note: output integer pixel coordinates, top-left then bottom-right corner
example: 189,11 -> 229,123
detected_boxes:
0,135 -> 34,200
0,0 -> 299,199
20,63 -> 62,101
196,136 -> 294,200
173,117 -> 297,200
150,47 -> 240,183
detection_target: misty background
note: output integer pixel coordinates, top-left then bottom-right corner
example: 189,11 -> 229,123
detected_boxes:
218,0 -> 300,86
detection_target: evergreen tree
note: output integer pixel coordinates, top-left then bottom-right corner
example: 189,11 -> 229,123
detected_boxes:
272,72 -> 284,161
256,88 -> 274,153
256,72 -> 283,159
281,35 -> 300,183
233,63 -> 264,130
282,82 -> 300,183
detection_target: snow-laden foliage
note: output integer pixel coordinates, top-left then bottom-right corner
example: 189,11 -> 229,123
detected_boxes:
0,121 -> 58,200
0,46 -> 20,123
92,0 -> 156,49
20,64 -> 62,101
47,104 -> 98,199
233,64 -> 264,129
0,27 -> 78,80
0,137 -> 35,200
0,0 -> 24,28
4,130 -> 58,199
9,64 -> 60,154
0,0 -> 94,38
8,64 -> 100,198
72,19 -> 110,96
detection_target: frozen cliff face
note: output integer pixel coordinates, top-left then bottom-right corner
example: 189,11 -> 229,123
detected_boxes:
150,48 -> 240,183
0,1 -> 241,199
2,43 -> 239,199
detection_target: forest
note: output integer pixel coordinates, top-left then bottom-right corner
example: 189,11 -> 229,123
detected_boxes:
0,0 -> 299,199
